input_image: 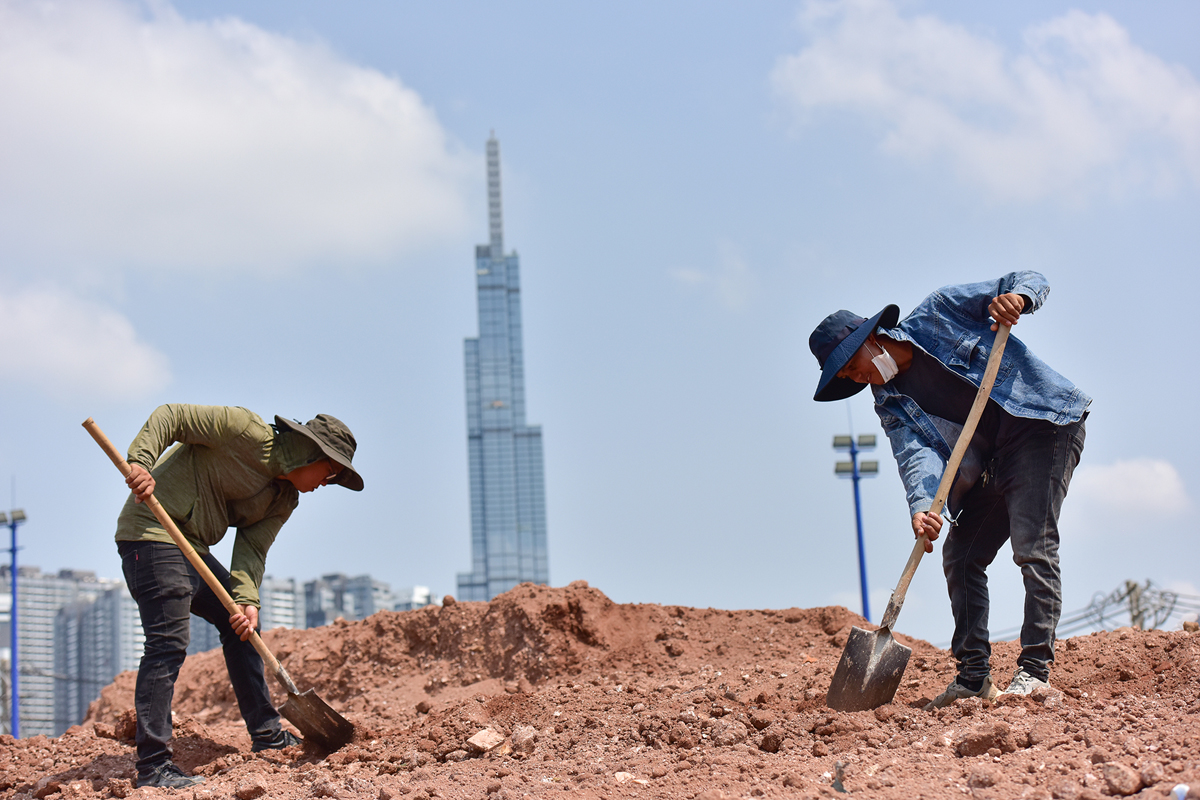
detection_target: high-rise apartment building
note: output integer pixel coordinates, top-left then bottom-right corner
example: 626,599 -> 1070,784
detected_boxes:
259,576 -> 300,631
303,573 -> 396,627
1,566 -> 120,736
55,583 -> 142,733
0,563 -> 357,738
456,136 -> 550,601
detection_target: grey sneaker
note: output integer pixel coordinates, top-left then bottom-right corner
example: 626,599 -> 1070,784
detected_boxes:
923,674 -> 999,711
136,761 -> 205,789
1001,668 -> 1051,696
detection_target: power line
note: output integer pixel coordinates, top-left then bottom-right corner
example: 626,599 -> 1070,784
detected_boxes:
938,579 -> 1196,647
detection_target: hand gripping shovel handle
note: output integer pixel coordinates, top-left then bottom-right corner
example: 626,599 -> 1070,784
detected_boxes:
876,325 -> 1010,631
82,418 -> 301,696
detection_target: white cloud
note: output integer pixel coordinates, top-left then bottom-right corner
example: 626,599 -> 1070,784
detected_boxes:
1070,458 -> 1190,515
670,241 -> 757,311
771,0 -> 1200,200
0,286 -> 170,401
0,0 -> 473,273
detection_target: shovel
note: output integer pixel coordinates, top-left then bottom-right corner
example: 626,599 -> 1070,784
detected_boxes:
83,418 -> 356,751
825,324 -> 1010,712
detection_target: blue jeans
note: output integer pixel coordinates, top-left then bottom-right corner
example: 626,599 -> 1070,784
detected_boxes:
941,415 -> 1085,684
119,541 -> 283,771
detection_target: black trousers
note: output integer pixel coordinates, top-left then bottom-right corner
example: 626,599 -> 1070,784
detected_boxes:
942,416 -> 1086,683
119,540 -> 283,771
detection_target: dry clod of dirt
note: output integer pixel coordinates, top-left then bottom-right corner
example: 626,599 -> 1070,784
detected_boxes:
3,581 -> 1200,800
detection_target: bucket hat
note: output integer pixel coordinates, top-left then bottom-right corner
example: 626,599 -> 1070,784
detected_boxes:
274,414 -> 364,491
809,305 -> 900,402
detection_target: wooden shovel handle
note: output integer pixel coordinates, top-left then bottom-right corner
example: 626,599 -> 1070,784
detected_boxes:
877,324 -> 1011,631
83,418 -> 297,692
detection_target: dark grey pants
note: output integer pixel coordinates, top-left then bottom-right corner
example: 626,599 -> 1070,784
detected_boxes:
942,415 -> 1086,683
119,540 -> 283,772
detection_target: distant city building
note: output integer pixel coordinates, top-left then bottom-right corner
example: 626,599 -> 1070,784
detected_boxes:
187,574 -> 301,654
457,135 -> 550,601
260,576 -> 300,631
1,652 -> 9,736
0,561 -> 385,738
186,613 -> 223,655
0,566 -> 119,736
304,573 -> 396,627
394,586 -> 439,612
55,584 -> 142,732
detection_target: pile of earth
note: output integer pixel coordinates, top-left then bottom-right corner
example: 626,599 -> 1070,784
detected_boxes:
2,580 -> 1198,799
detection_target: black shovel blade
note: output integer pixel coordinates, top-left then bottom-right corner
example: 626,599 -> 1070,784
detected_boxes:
826,625 -> 913,712
279,689 -> 355,752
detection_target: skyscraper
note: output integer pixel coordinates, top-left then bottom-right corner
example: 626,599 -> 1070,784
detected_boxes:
457,136 -> 549,601
1,566 -> 124,736
55,583 -> 143,734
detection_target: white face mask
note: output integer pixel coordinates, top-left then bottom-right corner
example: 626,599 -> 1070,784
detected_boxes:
866,340 -> 899,383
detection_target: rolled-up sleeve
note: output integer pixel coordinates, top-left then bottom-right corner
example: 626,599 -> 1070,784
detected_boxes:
931,271 -> 1049,327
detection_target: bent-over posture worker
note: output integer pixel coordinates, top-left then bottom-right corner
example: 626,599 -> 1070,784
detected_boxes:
808,272 -> 1089,710
115,405 -> 363,788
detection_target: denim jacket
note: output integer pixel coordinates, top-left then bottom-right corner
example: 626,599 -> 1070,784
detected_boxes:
871,271 -> 1091,517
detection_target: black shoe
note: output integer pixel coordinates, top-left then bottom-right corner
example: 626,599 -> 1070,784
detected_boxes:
251,729 -> 302,752
136,761 -> 205,789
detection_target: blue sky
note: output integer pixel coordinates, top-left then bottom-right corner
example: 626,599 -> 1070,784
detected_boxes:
1,0 -> 1197,646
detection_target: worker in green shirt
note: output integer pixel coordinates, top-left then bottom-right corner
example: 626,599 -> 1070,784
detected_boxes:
115,404 -> 363,789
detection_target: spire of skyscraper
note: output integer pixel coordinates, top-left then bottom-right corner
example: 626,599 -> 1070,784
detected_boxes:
487,134 -> 503,260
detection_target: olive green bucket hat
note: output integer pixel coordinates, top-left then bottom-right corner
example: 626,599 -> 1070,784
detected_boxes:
274,414 -> 364,491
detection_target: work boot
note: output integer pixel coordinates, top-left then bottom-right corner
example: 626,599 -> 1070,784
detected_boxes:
1001,668 -> 1051,696
136,761 -> 205,789
251,729 -> 302,752
923,674 -> 999,711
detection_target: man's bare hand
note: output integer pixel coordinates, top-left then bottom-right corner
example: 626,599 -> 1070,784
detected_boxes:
912,511 -> 943,553
125,464 -> 155,504
230,605 -> 259,642
988,293 -> 1026,331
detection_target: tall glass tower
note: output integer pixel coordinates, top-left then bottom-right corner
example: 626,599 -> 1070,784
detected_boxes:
456,136 -> 549,601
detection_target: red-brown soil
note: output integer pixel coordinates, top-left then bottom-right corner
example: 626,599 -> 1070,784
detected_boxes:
2,581 -> 1198,799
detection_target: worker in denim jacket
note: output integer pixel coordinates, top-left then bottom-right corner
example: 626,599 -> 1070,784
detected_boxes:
809,272 -> 1090,710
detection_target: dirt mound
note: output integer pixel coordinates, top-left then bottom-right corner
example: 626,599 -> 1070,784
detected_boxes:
4,581 -> 1199,800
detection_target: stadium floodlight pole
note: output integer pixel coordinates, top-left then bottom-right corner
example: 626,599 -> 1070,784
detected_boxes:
2,509 -> 24,738
833,436 -> 878,622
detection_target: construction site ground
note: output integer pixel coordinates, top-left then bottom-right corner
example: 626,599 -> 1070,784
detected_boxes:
2,581 -> 1198,799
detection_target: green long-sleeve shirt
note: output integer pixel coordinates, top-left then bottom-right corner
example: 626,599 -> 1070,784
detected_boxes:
115,404 -> 321,607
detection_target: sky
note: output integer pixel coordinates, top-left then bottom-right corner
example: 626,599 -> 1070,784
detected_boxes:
1,0 -> 1198,647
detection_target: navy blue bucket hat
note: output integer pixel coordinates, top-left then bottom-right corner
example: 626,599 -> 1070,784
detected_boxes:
809,305 -> 900,402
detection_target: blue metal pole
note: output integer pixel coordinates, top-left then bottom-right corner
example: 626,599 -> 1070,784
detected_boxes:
849,439 -> 871,623
8,518 -> 16,739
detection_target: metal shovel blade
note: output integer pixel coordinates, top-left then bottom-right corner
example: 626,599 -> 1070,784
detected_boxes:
826,625 -> 912,712
279,689 -> 355,752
